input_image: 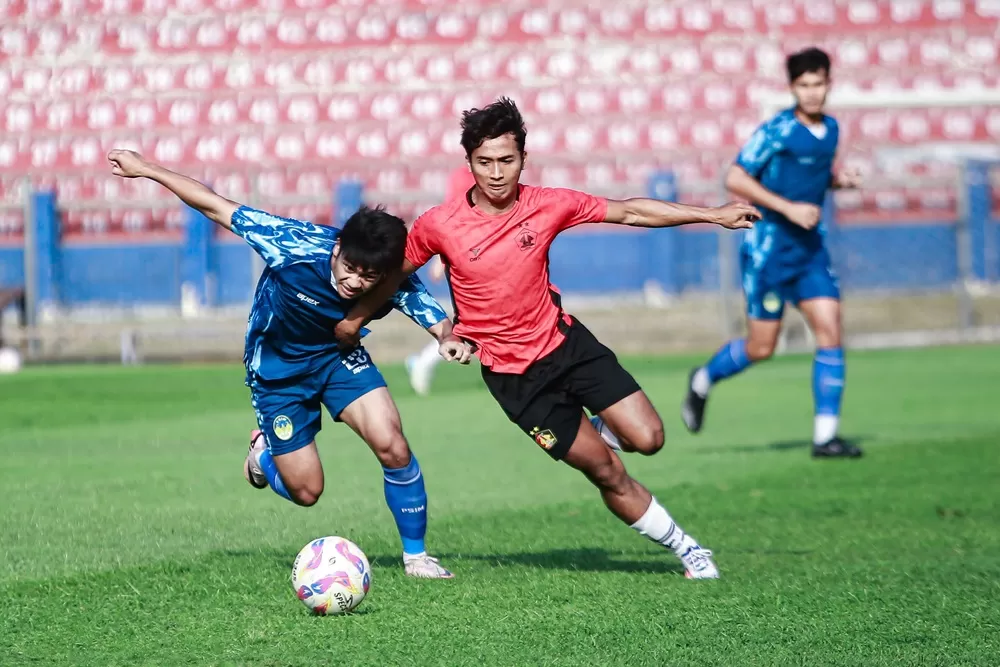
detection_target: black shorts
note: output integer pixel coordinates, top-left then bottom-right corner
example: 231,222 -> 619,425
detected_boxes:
480,317 -> 641,461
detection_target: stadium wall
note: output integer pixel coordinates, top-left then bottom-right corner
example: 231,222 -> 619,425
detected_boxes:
3,220 -> 998,308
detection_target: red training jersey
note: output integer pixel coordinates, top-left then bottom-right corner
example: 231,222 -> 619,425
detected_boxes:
405,184 -> 608,374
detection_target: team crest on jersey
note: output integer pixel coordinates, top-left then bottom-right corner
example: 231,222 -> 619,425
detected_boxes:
273,415 -> 294,441
762,292 -> 782,314
515,226 -> 537,252
530,426 -> 557,450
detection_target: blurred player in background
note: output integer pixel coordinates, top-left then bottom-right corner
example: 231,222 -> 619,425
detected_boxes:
680,47 -> 863,458
107,149 -> 470,579
405,166 -> 476,395
335,98 -> 760,579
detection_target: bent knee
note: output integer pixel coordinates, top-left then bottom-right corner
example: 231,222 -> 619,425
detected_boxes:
371,432 -> 411,470
290,483 -> 323,507
746,339 -> 776,361
622,422 -> 664,456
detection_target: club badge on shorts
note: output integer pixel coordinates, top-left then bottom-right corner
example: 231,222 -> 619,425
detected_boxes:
273,415 -> 294,441
530,426 -> 558,450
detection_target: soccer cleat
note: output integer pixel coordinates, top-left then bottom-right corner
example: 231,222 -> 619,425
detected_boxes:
405,354 -> 432,397
243,429 -> 268,489
678,545 -> 719,580
590,415 -> 622,451
812,436 -> 863,458
681,368 -> 708,434
403,554 -> 455,579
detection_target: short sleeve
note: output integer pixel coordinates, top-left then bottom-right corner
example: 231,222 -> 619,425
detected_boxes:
230,206 -> 329,270
735,121 -> 785,179
404,213 -> 440,269
546,188 -> 609,232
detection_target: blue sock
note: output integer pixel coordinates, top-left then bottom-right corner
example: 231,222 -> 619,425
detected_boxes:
383,454 -> 428,557
813,347 -> 845,417
705,338 -> 752,383
258,449 -> 293,502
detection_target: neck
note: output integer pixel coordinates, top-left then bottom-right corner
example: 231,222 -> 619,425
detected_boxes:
472,186 -> 517,216
795,107 -> 823,125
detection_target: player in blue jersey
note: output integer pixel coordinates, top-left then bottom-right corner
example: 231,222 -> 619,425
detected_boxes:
680,47 -> 864,458
108,149 -> 470,578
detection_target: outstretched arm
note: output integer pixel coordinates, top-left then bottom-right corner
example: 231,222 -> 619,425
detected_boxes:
604,197 -> 760,229
108,149 -> 239,229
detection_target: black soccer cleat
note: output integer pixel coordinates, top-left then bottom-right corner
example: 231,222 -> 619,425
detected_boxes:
812,436 -> 863,459
681,368 -> 708,434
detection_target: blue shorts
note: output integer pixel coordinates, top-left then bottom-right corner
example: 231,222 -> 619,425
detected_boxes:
249,347 -> 387,456
741,248 -> 840,321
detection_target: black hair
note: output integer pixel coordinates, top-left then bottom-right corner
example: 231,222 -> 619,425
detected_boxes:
460,96 -> 527,157
786,47 -> 831,83
337,205 -> 407,276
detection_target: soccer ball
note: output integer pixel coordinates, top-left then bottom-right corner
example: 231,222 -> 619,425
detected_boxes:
291,536 -> 371,615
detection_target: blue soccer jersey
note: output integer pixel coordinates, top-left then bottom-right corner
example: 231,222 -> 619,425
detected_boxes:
231,205 -> 447,382
735,108 -> 841,319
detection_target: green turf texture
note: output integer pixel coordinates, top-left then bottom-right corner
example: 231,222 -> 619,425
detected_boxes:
1,346 -> 998,666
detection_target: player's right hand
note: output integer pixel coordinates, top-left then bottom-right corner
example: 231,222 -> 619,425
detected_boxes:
439,335 -> 473,365
784,202 -> 822,230
714,202 -> 761,229
334,320 -> 362,348
107,149 -> 149,179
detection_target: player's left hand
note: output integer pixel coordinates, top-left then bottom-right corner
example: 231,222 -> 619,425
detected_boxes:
713,202 -> 761,229
439,335 -> 473,364
835,167 -> 863,189
334,320 -> 362,348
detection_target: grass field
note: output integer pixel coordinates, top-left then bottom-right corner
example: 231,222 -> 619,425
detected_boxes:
2,346 -> 999,666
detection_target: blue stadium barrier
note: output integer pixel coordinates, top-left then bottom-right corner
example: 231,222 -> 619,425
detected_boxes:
6,165 -> 999,315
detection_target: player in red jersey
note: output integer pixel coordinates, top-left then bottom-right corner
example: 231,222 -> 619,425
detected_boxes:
337,98 -> 759,579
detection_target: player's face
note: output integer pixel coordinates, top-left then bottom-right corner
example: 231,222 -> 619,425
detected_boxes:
468,134 -> 524,208
791,70 -> 829,117
331,245 -> 383,299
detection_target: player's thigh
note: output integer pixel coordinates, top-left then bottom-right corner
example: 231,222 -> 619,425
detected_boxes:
337,387 -> 410,469
320,347 -> 404,466
595,390 -> 664,455
250,378 -> 324,494
794,256 -> 842,347
746,317 -> 783,361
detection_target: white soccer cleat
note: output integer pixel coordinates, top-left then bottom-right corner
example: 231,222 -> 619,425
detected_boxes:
678,544 -> 719,580
243,429 -> 268,490
403,553 -> 454,579
405,354 -> 433,397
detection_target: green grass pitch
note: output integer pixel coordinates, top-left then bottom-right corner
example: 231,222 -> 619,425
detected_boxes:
1,346 -> 998,666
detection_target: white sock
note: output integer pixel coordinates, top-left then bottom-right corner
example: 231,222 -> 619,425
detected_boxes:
630,497 -> 691,555
590,416 -> 622,451
691,367 -> 711,398
418,340 -> 441,366
814,414 -> 839,445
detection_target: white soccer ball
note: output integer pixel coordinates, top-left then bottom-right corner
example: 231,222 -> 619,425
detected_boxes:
291,536 -> 371,615
0,347 -> 22,374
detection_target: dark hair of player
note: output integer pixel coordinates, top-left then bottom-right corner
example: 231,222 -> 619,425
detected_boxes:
338,205 -> 407,276
786,47 -> 831,83
460,96 -> 527,157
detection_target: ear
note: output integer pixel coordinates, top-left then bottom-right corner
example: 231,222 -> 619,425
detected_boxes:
332,239 -> 341,260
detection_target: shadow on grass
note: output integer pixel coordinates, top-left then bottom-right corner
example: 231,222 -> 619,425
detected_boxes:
695,435 -> 869,454
369,547 -> 686,576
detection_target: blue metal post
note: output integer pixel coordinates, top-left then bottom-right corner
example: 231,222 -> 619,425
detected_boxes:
647,170 -> 678,293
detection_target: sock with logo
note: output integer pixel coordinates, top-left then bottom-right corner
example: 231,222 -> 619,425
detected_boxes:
383,453 -> 428,557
